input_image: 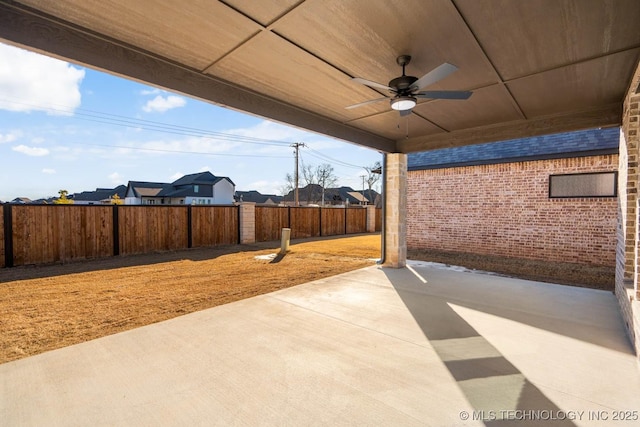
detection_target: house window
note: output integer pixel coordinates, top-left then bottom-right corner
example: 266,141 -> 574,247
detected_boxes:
194,185 -> 199,193
549,172 -> 617,198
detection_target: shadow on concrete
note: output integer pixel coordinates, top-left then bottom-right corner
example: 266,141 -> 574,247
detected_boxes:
383,266 -> 579,426
400,262 -> 633,354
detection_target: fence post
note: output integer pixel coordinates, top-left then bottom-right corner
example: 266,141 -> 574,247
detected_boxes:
366,205 -> 376,233
3,204 -> 13,268
112,205 -> 119,256
319,207 -> 322,237
344,207 -> 348,235
237,202 -> 256,244
187,206 -> 193,248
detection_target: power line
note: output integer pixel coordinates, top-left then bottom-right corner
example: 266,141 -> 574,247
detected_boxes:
1,96 -> 376,167
304,145 -> 366,169
64,140 -> 291,158
0,96 -> 295,146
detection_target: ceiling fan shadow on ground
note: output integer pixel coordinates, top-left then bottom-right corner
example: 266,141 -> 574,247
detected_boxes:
346,55 -> 472,118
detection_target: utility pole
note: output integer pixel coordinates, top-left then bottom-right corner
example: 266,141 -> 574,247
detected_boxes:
291,142 -> 305,206
360,174 -> 366,205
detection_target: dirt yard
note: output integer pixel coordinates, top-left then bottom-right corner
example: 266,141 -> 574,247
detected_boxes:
0,234 -> 614,364
408,248 -> 615,291
0,234 -> 380,364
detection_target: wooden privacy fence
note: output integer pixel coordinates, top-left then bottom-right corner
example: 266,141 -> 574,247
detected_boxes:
255,206 -> 371,241
7,205 -> 114,267
2,204 -> 380,268
1,205 -> 239,268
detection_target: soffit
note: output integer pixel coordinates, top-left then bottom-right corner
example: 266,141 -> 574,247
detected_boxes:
0,0 -> 639,154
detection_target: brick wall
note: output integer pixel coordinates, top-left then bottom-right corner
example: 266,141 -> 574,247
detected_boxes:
407,154 -> 618,266
615,62 -> 640,355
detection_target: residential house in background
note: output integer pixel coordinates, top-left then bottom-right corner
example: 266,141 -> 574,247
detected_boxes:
9,197 -> 32,204
282,184 -> 380,206
125,171 -> 235,205
235,191 -> 283,205
73,185 -> 127,205
333,186 -> 381,207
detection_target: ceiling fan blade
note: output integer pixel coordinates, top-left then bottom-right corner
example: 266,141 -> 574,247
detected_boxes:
415,90 -> 473,100
345,97 -> 389,109
351,77 -> 393,91
410,63 -> 458,91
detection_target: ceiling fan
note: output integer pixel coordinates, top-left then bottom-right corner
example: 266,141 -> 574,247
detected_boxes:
346,55 -> 472,116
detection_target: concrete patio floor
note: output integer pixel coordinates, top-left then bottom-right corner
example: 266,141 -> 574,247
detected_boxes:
2,261 -> 640,426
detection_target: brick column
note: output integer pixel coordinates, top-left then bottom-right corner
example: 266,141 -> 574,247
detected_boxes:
238,202 -> 256,244
615,61 -> 640,356
384,153 -> 407,268
365,205 -> 376,233
632,101 -> 640,302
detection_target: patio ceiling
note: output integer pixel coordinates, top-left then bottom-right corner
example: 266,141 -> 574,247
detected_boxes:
1,0 -> 639,153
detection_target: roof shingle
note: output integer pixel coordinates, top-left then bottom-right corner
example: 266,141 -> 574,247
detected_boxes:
408,128 -> 619,170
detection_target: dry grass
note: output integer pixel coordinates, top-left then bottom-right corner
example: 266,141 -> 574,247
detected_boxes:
408,248 -> 615,291
0,234 -> 381,364
3,233 -> 610,365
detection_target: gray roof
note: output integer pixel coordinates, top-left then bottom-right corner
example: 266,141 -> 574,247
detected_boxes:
127,181 -> 172,198
172,171 -> 235,187
236,191 -> 283,204
335,187 -> 379,204
74,185 -> 126,202
408,127 -> 619,170
283,185 -> 379,204
10,197 -> 32,204
127,172 -> 234,199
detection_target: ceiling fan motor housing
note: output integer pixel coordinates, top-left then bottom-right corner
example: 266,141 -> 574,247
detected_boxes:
389,75 -> 418,93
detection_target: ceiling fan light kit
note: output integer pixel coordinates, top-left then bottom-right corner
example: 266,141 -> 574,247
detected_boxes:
347,55 -> 472,115
390,96 -> 417,111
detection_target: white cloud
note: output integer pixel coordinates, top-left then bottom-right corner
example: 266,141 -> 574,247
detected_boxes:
108,172 -> 125,185
247,180 -> 281,195
12,144 -> 49,156
140,136 -> 238,155
140,88 -> 162,96
0,130 -> 22,144
0,43 -> 85,115
42,168 -> 56,174
142,95 -> 186,113
169,172 -> 183,181
32,137 -> 45,144
198,166 -> 210,172
223,120 -> 342,154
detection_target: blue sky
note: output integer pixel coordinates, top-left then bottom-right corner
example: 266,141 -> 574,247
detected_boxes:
0,42 -> 383,201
